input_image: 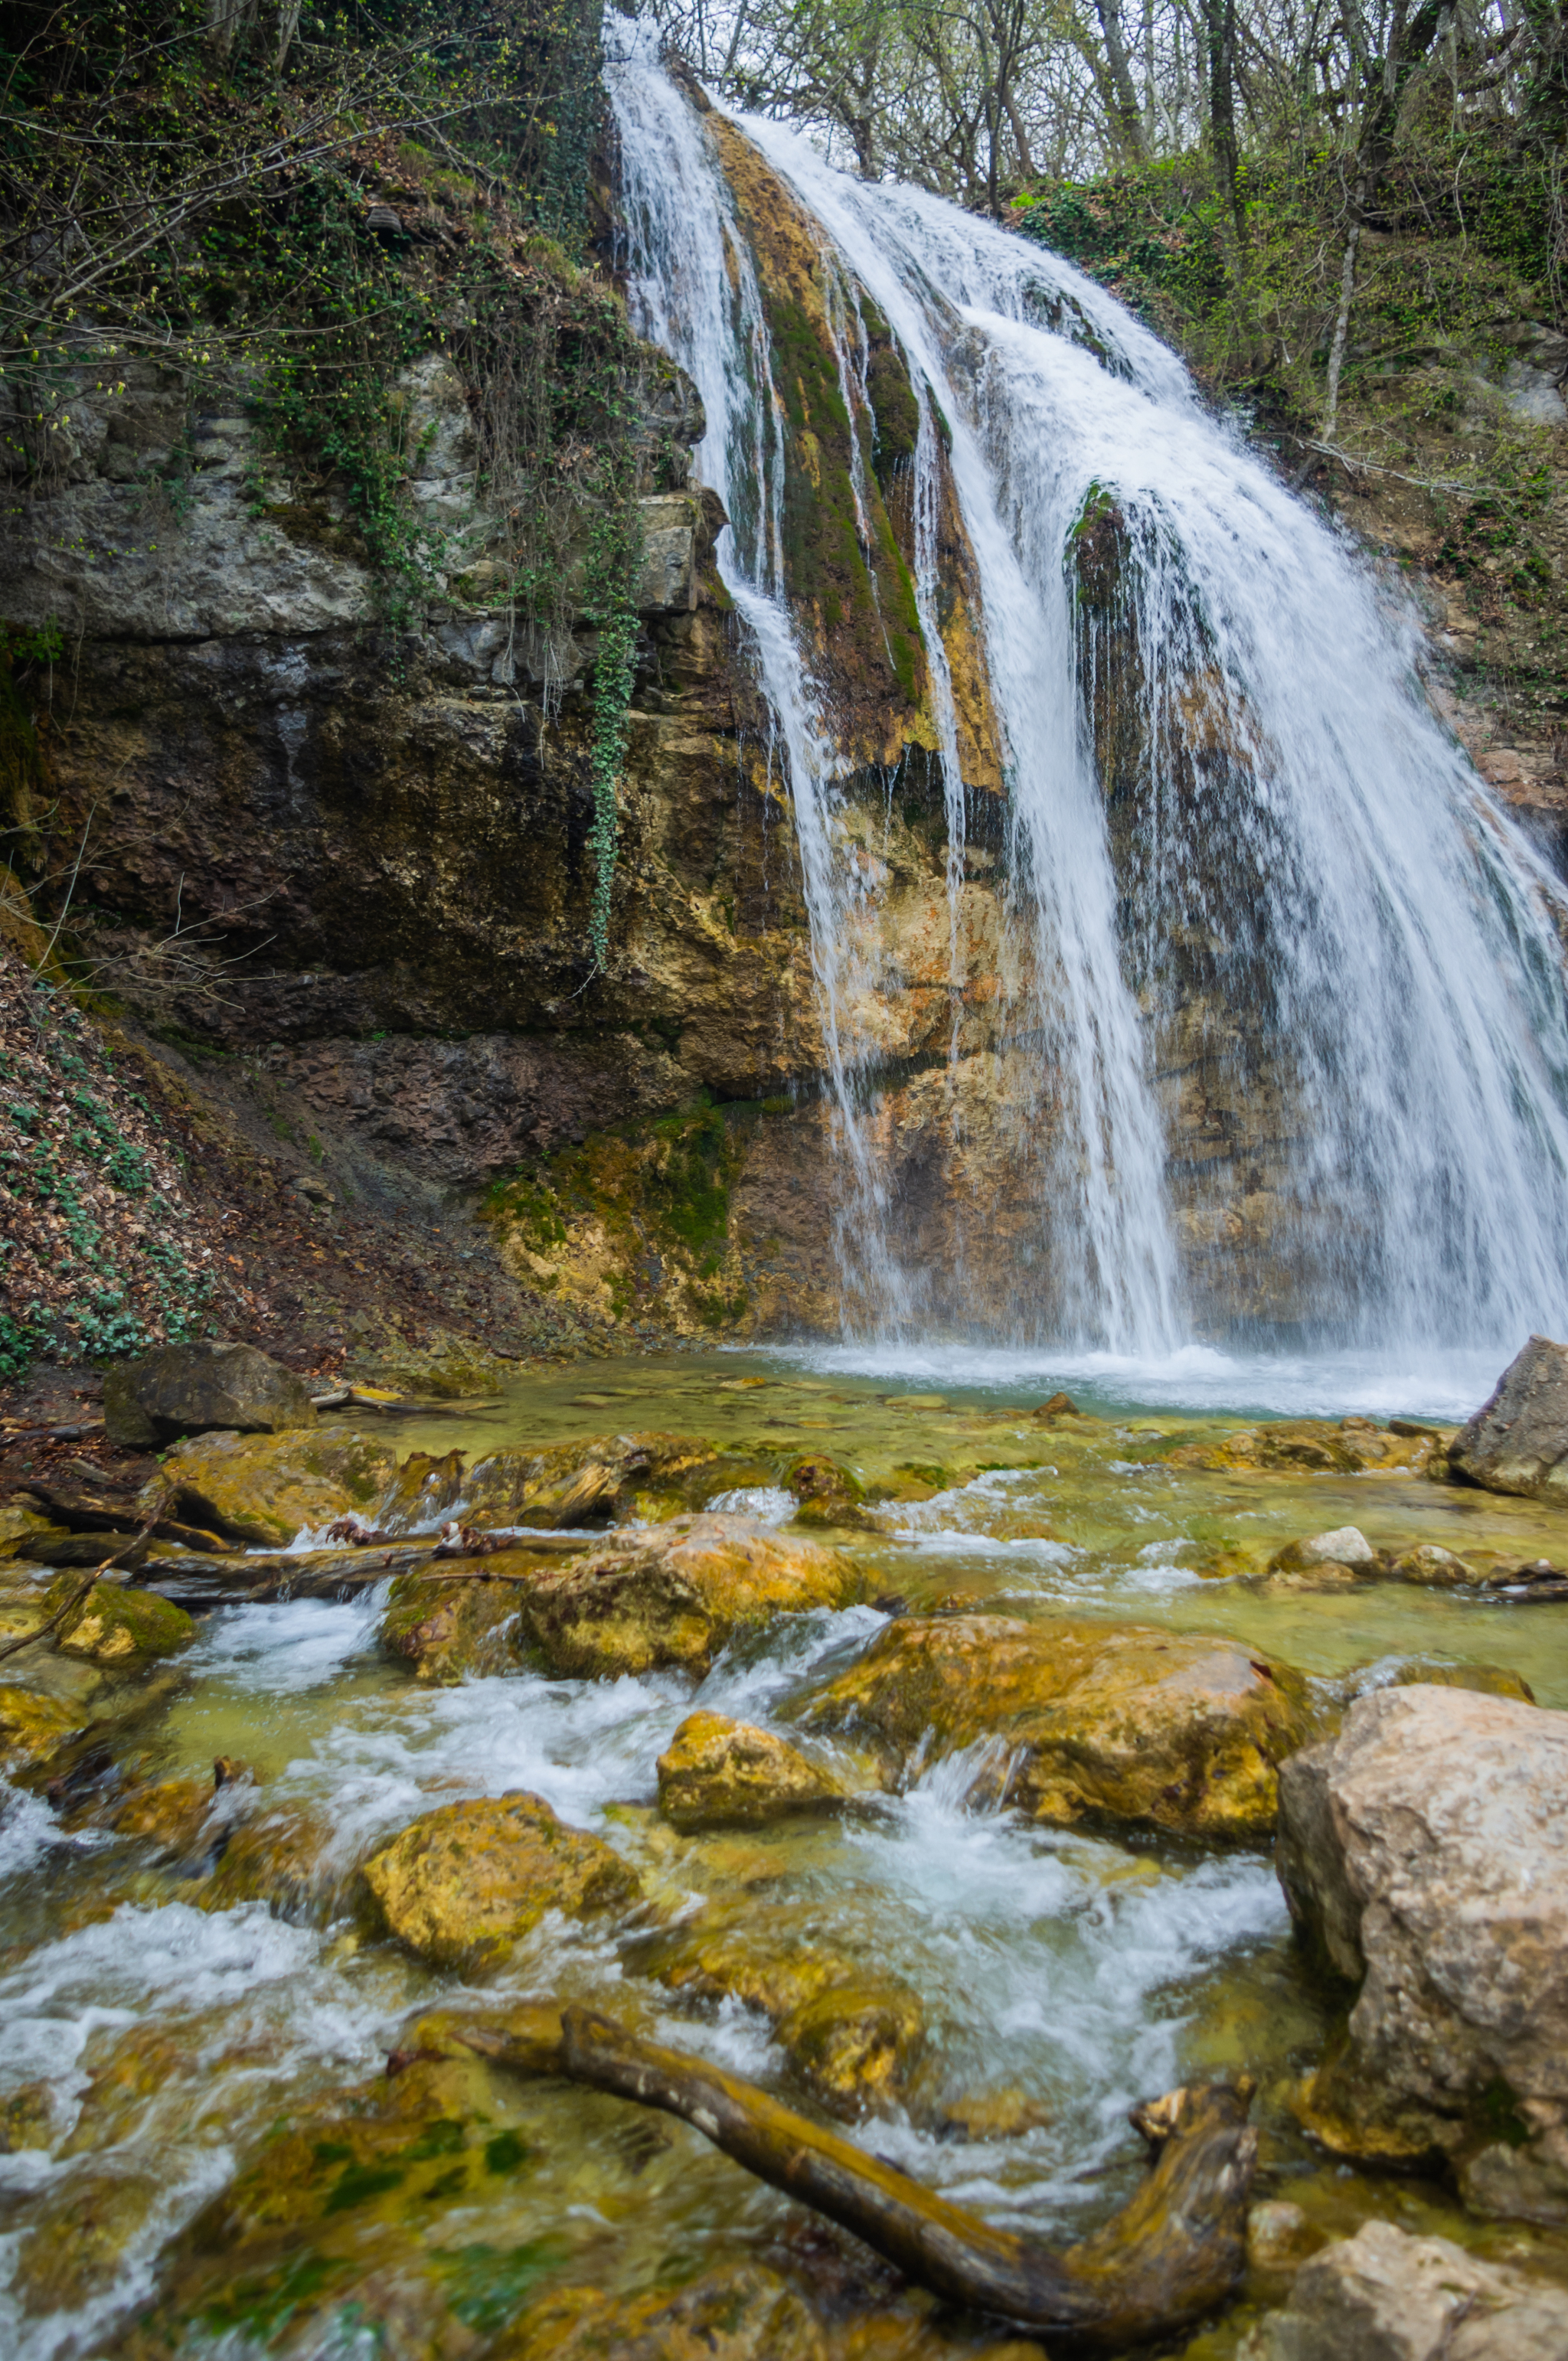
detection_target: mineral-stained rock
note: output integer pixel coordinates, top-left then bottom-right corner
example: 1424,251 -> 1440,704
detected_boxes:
1277,1685 -> 1568,2214
1236,2219 -> 1568,2360
804,1613 -> 1309,1839
782,1452 -> 881,1532
1170,1419 -> 1435,1474
47,1575 -> 194,1662
655,1711 -> 844,1830
1388,1543 -> 1486,1588
360,1791 -> 639,1971
515,1514 -> 857,1680
379,1569 -> 524,1683
1244,2199 -> 1324,2276
1449,1333 -> 1568,1499
111,1775 -> 219,1856
377,1432 -> 727,1536
201,1804 -> 346,1923
103,1339 -> 315,1447
1338,1657 -> 1535,1708
493,2262 -> 826,2361
0,1684 -> 87,1775
647,1905 -> 925,2118
152,1426 -> 398,1547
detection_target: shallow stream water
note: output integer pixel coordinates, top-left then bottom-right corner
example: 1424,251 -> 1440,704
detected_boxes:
4,1349 -> 1568,2358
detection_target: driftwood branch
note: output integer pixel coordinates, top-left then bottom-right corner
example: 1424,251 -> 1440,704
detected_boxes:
431,2002 -> 1257,2348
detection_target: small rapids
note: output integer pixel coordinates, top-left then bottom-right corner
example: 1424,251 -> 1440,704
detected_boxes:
606,20 -> 1568,1362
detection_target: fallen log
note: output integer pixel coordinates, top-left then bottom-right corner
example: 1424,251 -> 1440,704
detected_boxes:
135,1530 -> 596,1606
426,2001 -> 1256,2349
15,1481 -> 232,1553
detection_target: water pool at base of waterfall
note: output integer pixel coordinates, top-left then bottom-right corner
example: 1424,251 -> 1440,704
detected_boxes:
3,1350 -> 1568,2359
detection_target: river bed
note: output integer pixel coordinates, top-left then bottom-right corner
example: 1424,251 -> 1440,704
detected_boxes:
3,1348 -> 1567,2358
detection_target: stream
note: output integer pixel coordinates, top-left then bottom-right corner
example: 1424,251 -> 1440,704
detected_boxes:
4,1349 -> 1568,2357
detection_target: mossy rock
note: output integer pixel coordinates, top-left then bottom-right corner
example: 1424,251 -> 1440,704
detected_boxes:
498,2262 -> 825,2360
153,1427 -> 399,1547
47,1576 -> 194,1663
379,1571 -> 524,1683
655,1711 -> 844,1831
360,1791 -> 639,1973
515,1514 -> 859,1680
377,1432 -> 726,1537
782,1451 -> 882,1533
111,1775 -> 219,1856
804,1612 -> 1311,1840
775,1977 -> 926,2118
200,1804 -> 346,1924
0,1683 -> 88,1775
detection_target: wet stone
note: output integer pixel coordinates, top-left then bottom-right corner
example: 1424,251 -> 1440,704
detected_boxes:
379,1568 -> 525,1683
47,1576 -> 194,1663
495,2262 -> 827,2359
360,1791 -> 640,1971
655,1712 -> 844,1830
152,1426 -> 399,1548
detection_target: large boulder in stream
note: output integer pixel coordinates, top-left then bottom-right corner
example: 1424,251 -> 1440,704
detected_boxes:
514,1514 -> 858,1680
150,1426 -> 398,1547
1279,1684 -> 1568,2221
103,1340 -> 315,1447
1238,2219 -> 1568,2361
1448,1333 -> 1568,1499
656,1712 -> 845,1830
804,1613 -> 1309,1839
360,1791 -> 639,1972
46,1575 -> 194,1662
376,1432 -> 730,1534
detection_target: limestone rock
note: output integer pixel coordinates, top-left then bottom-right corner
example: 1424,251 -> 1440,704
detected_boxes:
1269,1527 -> 1377,1572
0,1684 -> 87,1775
1449,1334 -> 1568,1499
201,1804 -> 347,1925
655,1711 -> 844,1829
377,1432 -> 724,1536
360,1791 -> 639,1971
647,1906 -> 924,2118
805,1613 -> 1309,1839
1246,2199 -> 1324,2275
103,1340 -> 315,1447
496,2263 -> 825,2361
111,1776 -> 218,1856
153,1427 -> 397,1547
47,1576 -> 194,1663
782,1451 -> 881,1532
1388,1544 -> 1486,1588
379,1570 -> 523,1683
1236,2218 -> 1568,2360
1278,1686 -> 1568,2211
516,1514 -> 855,1680
1171,1419 -> 1435,1474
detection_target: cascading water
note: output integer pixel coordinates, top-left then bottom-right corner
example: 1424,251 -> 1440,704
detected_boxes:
607,21 -> 1568,1367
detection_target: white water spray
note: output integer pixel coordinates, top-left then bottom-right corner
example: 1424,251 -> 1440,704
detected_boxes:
607,22 -> 1568,1361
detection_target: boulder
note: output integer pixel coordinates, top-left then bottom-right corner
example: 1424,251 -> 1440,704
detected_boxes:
1278,1685 -> 1568,2216
1170,1419 -> 1437,1475
646,1906 -> 924,2118
1269,1527 -> 1377,1573
103,1341 -> 315,1447
111,1775 -> 220,1857
655,1712 -> 844,1830
359,1791 -> 639,1971
201,1804 -> 348,1925
152,1427 -> 398,1547
782,1452 -> 881,1532
514,1514 -> 857,1680
0,1684 -> 87,1775
1449,1334 -> 1568,1499
46,1575 -> 194,1663
804,1613 -> 1309,1839
376,1432 -> 726,1536
378,1570 -> 524,1683
1237,2219 -> 1568,2361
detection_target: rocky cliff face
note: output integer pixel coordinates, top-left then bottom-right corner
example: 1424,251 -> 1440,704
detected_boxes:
3,102 -> 1531,1360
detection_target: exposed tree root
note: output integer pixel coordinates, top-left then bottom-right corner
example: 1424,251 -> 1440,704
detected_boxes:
422,2000 -> 1257,2347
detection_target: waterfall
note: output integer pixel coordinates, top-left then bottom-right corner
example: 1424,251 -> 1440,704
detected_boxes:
606,21 -> 1568,1365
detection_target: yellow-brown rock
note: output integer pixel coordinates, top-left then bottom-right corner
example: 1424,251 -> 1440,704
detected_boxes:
1168,1418 -> 1436,1475
360,1791 -> 639,1971
152,1427 -> 398,1547
376,1431 -> 724,1535
378,1569 -> 524,1683
47,1575 -> 194,1662
201,1804 -> 345,1924
655,1711 -> 844,1830
0,1683 -> 87,1775
494,2264 -> 826,2361
647,1905 -> 924,2116
805,1613 -> 1309,1839
516,1514 -> 857,1680
111,1776 -> 217,1855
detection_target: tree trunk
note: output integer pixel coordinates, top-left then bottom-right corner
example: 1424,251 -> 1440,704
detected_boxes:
1204,0 -> 1246,247
1094,0 -> 1150,161
437,2002 -> 1259,2350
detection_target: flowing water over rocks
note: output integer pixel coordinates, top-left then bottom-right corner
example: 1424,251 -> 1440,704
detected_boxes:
3,1353 -> 1568,2356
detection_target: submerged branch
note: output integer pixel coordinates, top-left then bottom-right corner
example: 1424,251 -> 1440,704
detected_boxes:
436,2002 -> 1257,2348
